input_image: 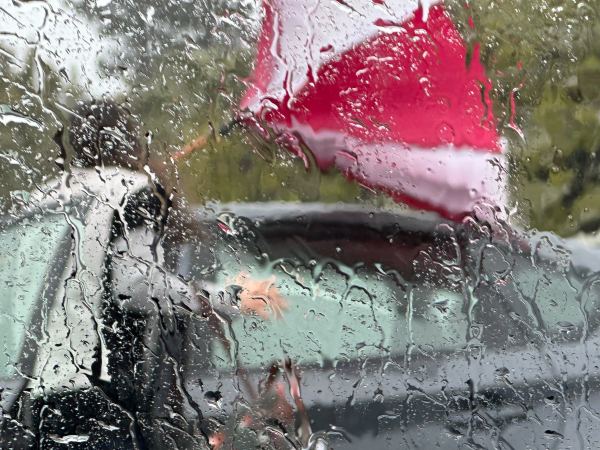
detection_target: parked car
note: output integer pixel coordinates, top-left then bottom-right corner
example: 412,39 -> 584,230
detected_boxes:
2,168 -> 600,449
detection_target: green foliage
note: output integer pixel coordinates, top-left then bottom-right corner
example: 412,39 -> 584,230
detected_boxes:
0,51 -> 77,210
450,0 -> 600,235
121,42 -> 363,205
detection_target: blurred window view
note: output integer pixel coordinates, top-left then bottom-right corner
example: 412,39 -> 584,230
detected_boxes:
3,1 -> 600,449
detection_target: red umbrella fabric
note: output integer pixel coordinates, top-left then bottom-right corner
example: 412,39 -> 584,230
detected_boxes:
240,0 -> 506,218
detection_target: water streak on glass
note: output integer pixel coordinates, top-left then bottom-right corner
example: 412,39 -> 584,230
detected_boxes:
1,1 -> 600,449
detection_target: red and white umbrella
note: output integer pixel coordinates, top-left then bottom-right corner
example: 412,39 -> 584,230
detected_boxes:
240,0 -> 506,219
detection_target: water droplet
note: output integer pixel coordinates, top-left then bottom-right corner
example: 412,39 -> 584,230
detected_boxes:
205,391 -> 223,409
0,106 -> 43,131
437,122 -> 455,144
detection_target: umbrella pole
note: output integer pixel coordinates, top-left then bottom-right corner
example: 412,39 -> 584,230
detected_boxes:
173,119 -> 241,161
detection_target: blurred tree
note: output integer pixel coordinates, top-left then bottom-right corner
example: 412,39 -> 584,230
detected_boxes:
0,49 -> 76,211
71,0 -> 364,205
450,0 -> 600,235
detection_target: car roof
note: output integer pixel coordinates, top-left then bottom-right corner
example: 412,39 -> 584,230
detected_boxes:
192,201 -> 451,236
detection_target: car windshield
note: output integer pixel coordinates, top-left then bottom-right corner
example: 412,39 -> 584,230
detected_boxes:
3,1 -> 600,449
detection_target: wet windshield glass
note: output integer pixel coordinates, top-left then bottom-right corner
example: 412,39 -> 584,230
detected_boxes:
0,214 -> 70,379
2,0 -> 600,449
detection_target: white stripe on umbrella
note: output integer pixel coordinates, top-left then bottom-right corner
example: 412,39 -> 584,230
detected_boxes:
276,121 -> 507,217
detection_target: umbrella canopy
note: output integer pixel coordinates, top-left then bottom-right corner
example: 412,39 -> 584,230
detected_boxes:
241,0 -> 506,218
